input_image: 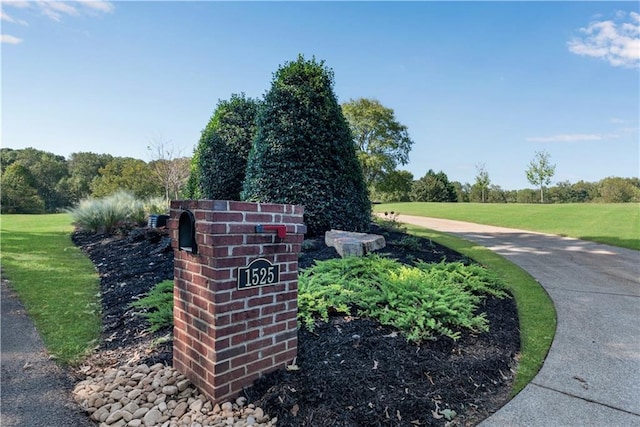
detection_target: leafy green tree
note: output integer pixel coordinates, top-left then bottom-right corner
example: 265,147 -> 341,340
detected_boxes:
597,177 -> 640,202
516,189 -> 538,203
65,152 -> 114,202
90,157 -> 161,199
0,147 -> 70,211
474,163 -> 491,203
571,180 -> 598,202
0,148 -> 20,173
451,181 -> 470,202
0,163 -> 45,213
341,98 -> 414,191
411,169 -> 457,202
487,184 -> 508,203
526,150 -> 556,203
242,55 -> 371,235
504,190 -> 518,203
370,170 -> 413,202
190,94 -> 259,200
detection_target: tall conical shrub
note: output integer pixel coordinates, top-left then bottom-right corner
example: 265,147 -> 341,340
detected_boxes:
187,93 -> 259,200
242,55 -> 371,235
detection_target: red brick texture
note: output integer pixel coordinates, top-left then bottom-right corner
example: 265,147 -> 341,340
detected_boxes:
169,200 -> 305,404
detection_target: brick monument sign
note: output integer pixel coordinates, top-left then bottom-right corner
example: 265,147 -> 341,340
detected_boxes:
168,200 -> 306,403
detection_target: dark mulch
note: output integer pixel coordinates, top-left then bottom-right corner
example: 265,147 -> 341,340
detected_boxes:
72,223 -> 520,427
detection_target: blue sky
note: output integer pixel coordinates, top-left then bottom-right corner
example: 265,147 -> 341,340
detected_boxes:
2,1 -> 639,190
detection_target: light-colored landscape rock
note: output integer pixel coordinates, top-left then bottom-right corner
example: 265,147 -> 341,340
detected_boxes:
73,363 -> 275,426
325,229 -> 386,257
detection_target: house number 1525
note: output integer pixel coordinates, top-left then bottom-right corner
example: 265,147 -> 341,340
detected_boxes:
238,258 -> 280,289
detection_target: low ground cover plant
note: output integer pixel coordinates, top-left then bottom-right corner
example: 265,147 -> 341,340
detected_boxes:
133,255 -> 507,343
298,255 -> 507,342
130,280 -> 174,332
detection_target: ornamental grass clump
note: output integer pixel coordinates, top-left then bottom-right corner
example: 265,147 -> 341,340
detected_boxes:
298,255 -> 507,342
68,191 -> 168,233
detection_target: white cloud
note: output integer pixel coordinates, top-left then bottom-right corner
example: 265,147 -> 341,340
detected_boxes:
526,134 -> 620,143
568,11 -> 640,68
1,1 -> 114,23
77,0 -> 115,14
1,1 -> 32,9
36,1 -> 81,22
0,1 -> 114,44
1,10 -> 28,25
1,34 -> 23,44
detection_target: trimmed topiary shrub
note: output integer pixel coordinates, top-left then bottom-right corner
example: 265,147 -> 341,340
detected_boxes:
187,93 -> 259,200
242,55 -> 371,235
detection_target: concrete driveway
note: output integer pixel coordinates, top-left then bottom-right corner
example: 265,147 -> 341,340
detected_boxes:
395,215 -> 640,427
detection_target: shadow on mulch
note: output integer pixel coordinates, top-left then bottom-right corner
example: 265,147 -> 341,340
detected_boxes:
72,223 -> 520,427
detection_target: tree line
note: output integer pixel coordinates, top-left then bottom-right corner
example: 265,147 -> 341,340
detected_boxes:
0,147 -> 190,214
2,55 -> 638,215
3,143 -> 634,216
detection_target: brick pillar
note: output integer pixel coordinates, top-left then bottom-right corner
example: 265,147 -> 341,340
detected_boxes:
168,200 -> 306,403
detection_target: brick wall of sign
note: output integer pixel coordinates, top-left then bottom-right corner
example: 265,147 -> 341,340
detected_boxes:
168,200 -> 306,403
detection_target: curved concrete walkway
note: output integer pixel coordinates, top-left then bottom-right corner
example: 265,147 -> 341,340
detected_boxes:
396,215 -> 640,427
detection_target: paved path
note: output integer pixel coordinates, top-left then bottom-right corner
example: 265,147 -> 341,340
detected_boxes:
1,279 -> 94,427
396,215 -> 640,427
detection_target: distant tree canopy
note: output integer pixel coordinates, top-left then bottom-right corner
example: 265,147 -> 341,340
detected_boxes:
64,152 -> 114,202
597,177 -> 640,203
1,162 -> 45,213
370,170 -> 414,203
341,98 -> 414,193
187,93 -> 259,200
1,148 -> 69,212
411,169 -> 457,202
242,55 -> 371,235
0,147 -> 179,213
90,157 -> 161,199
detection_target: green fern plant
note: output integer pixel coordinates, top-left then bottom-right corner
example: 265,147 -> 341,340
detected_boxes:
130,280 -> 174,332
298,255 -> 507,342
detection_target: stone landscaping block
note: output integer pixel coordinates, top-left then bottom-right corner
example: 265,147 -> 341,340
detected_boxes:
325,230 -> 386,257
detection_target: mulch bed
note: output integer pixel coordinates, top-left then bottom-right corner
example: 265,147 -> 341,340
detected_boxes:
72,223 -> 520,426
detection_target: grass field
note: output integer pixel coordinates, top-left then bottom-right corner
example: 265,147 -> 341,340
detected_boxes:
374,203 -> 640,250
0,213 -> 101,364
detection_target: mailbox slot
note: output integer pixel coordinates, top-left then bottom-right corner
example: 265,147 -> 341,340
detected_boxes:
178,210 -> 197,253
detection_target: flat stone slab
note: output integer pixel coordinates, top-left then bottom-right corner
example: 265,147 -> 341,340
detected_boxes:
325,230 -> 386,258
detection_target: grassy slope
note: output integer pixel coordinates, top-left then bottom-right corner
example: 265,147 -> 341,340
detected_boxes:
402,225 -> 555,396
0,213 -> 101,364
374,203 -> 640,250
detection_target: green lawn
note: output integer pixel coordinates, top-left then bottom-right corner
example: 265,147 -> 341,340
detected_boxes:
0,213 -> 101,364
374,203 -> 640,250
